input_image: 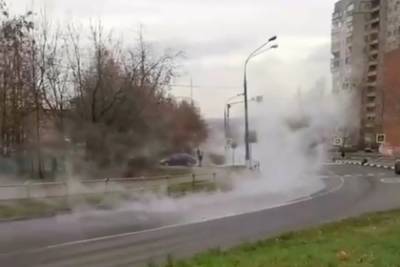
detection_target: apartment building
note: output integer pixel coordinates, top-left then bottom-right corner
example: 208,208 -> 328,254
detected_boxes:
332,0 -> 400,151
331,0 -> 369,147
382,0 -> 400,153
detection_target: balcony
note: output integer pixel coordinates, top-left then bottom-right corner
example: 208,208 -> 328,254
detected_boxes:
366,102 -> 376,108
365,123 -> 375,129
368,60 -> 378,66
365,124 -> 375,129
369,49 -> 379,56
369,53 -> 379,60
331,28 -> 341,35
367,91 -> 376,97
332,42 -> 340,53
368,70 -> 378,77
332,12 -> 341,20
370,6 -> 380,13
330,59 -> 340,71
366,81 -> 377,87
369,38 -> 379,45
369,28 -> 379,35
370,16 -> 380,24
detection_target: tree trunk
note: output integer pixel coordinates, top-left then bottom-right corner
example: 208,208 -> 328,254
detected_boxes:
36,106 -> 44,179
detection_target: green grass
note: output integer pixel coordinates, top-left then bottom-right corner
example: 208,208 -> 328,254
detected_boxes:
167,181 -> 217,194
0,179 -> 226,220
144,167 -> 195,177
0,198 -> 71,219
167,179 -> 232,197
0,191 -> 136,220
161,210 -> 400,267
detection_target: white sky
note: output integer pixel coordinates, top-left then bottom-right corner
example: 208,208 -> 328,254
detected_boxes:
9,0 -> 336,118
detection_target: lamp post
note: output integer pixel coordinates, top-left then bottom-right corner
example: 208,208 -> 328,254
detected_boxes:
225,95 -> 263,141
224,93 -> 243,139
243,36 -> 278,167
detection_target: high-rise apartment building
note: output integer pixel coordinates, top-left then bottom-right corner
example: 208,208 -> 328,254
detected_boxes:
332,0 -> 400,151
331,0 -> 369,147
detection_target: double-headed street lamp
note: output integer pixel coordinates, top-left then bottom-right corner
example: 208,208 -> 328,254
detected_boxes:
243,36 -> 278,167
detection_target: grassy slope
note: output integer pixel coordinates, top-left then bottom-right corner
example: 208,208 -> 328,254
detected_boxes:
167,210 -> 400,267
0,180 -> 224,220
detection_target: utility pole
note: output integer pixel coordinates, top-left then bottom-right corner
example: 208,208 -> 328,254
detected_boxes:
243,70 -> 250,166
190,78 -> 194,105
226,104 -> 231,138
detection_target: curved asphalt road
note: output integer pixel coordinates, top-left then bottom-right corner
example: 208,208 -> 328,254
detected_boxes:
1,164 -> 400,267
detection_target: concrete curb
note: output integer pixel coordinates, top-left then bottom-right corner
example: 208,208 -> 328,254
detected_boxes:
336,160 -> 395,171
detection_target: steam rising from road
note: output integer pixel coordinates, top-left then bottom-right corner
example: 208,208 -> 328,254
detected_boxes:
65,87 -> 353,225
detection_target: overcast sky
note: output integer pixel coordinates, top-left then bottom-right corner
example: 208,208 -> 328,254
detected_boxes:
10,0 -> 336,118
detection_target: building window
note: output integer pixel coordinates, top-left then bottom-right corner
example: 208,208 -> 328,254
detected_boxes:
361,2 -> 371,11
347,3 -> 355,12
347,25 -> 354,32
368,76 -> 377,82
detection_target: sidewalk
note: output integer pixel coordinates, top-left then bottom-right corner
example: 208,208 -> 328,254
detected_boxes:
336,154 -> 396,171
333,152 -> 396,169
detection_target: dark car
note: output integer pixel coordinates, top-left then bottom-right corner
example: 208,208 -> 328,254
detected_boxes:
160,153 -> 197,167
364,147 -> 373,153
395,159 -> 400,175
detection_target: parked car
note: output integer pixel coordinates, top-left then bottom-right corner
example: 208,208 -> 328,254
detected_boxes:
160,153 -> 197,167
395,159 -> 400,175
364,147 -> 373,153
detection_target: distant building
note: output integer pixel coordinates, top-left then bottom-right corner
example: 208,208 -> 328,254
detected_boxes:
331,0 -> 400,152
382,0 -> 400,154
331,0 -> 369,147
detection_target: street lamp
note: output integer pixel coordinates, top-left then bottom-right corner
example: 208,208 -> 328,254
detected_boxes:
225,95 -> 263,166
224,93 -> 243,139
243,35 -> 278,167
225,94 -> 263,144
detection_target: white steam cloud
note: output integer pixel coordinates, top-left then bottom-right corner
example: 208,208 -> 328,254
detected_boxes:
64,85 -> 354,227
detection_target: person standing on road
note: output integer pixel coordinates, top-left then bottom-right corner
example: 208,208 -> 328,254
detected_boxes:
197,148 -> 203,167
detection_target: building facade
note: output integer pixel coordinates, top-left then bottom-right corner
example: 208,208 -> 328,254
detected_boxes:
332,0 -> 400,151
331,0 -> 369,147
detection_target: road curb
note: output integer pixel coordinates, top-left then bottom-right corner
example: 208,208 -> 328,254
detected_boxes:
336,160 -> 395,171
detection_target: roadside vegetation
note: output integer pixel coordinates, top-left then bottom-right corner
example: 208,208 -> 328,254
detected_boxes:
0,177 -> 229,220
161,210 -> 400,267
0,0 -> 208,181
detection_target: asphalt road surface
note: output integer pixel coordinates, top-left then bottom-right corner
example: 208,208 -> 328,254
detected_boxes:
1,164 -> 400,267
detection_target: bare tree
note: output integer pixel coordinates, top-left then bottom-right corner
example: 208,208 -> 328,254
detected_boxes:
0,4 -> 208,179
37,15 -> 71,133
0,2 -> 35,157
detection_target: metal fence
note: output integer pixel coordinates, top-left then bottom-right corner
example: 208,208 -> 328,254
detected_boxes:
0,172 -> 221,201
